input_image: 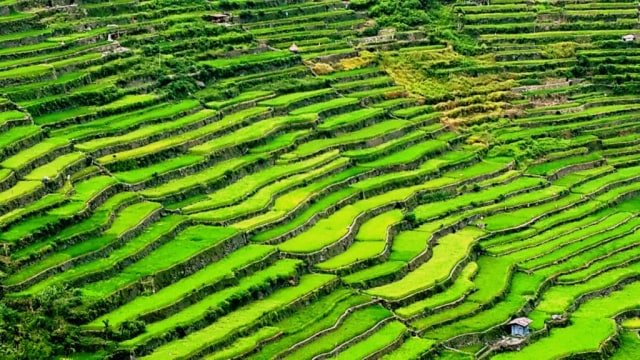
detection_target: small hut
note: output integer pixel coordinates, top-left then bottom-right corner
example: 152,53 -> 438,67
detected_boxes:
289,43 -> 299,53
508,317 -> 532,337
622,34 -> 635,42
107,24 -> 120,42
210,13 -> 231,24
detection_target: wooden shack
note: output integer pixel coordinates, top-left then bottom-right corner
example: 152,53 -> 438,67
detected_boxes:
508,317 -> 532,337
210,13 -> 231,24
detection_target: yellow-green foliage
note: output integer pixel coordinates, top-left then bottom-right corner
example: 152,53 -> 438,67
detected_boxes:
541,42 -> 579,59
312,62 -> 334,75
381,50 -> 515,103
339,50 -> 376,70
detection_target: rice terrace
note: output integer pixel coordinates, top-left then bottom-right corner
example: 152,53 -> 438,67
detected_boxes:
4,0 -> 640,359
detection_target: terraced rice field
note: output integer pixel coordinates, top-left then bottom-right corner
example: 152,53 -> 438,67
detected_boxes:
2,0 -> 640,359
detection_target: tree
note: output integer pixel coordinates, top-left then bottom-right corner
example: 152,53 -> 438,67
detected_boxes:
102,319 -> 114,342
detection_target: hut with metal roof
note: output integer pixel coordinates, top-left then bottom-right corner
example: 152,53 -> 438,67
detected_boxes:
507,317 -> 532,337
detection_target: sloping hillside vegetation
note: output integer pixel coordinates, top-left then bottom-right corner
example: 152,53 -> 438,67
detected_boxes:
1,0 -> 640,359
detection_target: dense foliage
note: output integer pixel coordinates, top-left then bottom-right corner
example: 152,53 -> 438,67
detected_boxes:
0,287 -> 91,359
352,0 -> 481,54
353,0 -> 443,28
3,0 -> 640,358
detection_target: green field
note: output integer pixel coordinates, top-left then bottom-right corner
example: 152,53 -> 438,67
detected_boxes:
2,0 -> 640,359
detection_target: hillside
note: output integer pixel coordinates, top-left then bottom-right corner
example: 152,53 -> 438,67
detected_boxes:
1,0 -> 640,359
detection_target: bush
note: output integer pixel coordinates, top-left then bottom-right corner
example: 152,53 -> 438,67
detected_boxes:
312,63 -> 335,75
113,320 -> 146,341
421,190 -> 452,202
160,77 -> 198,100
239,10 -> 253,20
404,212 -> 417,225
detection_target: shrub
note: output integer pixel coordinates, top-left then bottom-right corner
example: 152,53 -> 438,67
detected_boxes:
114,320 -> 146,341
404,212 -> 417,225
312,63 -> 335,75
